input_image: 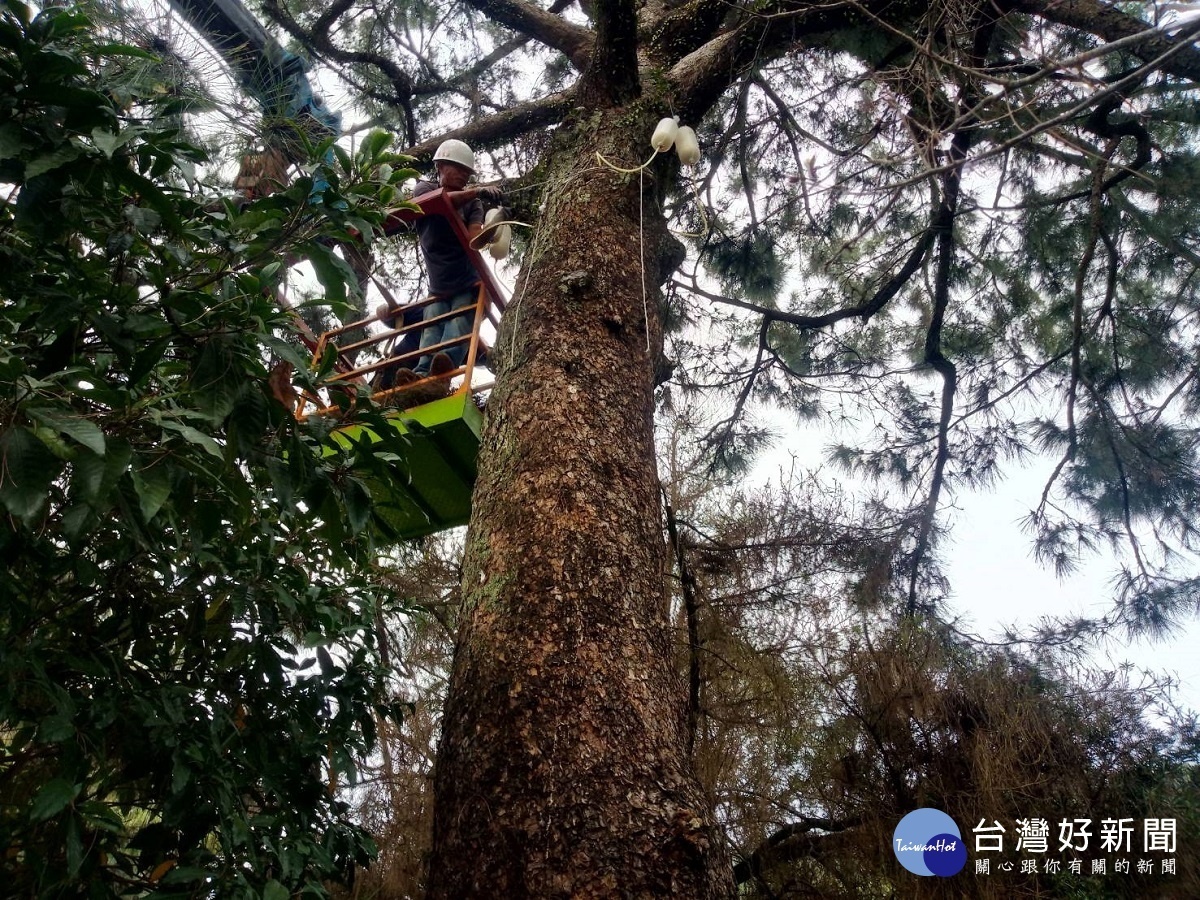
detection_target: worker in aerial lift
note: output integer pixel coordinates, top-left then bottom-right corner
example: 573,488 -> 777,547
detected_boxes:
376,138 -> 504,398
385,139 -> 503,394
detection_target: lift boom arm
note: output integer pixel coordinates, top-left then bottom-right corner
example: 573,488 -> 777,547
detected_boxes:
165,0 -> 340,146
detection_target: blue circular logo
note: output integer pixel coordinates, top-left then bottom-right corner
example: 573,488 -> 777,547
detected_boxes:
892,809 -> 966,876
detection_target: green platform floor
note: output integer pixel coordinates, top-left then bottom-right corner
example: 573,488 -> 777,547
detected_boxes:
328,391 -> 483,540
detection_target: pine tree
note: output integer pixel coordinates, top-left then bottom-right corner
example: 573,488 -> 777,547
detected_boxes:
245,0 -> 1200,894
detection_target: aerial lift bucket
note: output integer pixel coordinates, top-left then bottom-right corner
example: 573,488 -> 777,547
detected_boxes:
294,188 -> 507,540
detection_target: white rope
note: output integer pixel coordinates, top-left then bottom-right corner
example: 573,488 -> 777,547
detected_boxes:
594,150 -> 656,354
595,149 -> 659,174
639,165 -> 650,353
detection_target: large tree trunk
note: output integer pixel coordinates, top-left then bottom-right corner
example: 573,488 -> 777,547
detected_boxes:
426,110 -> 733,898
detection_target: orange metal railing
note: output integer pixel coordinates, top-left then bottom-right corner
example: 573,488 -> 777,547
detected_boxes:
294,187 -> 508,419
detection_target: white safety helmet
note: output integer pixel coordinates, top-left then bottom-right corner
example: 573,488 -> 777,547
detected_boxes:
433,139 -> 475,173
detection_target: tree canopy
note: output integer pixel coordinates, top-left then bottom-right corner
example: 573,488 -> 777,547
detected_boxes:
252,0 -> 1200,628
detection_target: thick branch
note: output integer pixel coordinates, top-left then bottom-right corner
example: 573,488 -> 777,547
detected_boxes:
701,316 -> 770,466
408,0 -> 576,105
1014,0 -> 1200,82
641,0 -> 731,68
904,158 -> 965,616
665,0 -> 1200,137
577,0 -> 641,105
1084,94 -> 1152,191
905,14 -> 998,612
402,89 -> 577,161
1038,154 -> 1108,513
667,4 -> 878,124
413,34 -> 529,98
460,0 -> 593,70
669,25 -> 770,124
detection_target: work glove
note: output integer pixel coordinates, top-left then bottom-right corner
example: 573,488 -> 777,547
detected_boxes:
376,302 -> 399,326
476,185 -> 505,204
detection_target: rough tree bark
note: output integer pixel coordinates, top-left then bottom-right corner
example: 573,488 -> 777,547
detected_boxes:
425,104 -> 733,898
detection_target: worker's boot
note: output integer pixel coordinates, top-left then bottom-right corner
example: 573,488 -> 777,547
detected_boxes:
379,368 -> 419,406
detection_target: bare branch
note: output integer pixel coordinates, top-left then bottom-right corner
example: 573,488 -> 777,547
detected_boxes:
733,817 -> 861,885
701,316 -> 771,467
663,493 -> 703,757
679,222 -> 936,331
413,33 -> 529,98
1036,150 -> 1109,515
668,10 -> 848,124
906,14 -> 999,613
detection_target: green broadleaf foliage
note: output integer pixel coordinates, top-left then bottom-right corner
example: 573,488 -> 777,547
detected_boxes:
306,238 -> 353,305
27,407 -> 105,456
131,457 -> 172,522
29,779 -> 79,823
0,426 -> 63,521
0,3 -> 418,896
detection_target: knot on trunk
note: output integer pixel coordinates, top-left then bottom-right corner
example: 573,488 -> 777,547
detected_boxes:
559,269 -> 593,296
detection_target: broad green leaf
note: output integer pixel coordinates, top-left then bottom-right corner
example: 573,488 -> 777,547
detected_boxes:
171,756 -> 191,795
28,406 -> 105,455
91,126 -> 131,158
65,813 -> 83,875
7,0 -> 32,27
123,203 -> 161,233
71,440 -> 130,508
363,129 -> 391,160
38,714 -> 74,742
191,337 -> 248,422
315,343 -> 339,379
0,123 -> 23,161
131,458 -> 171,522
343,477 -> 371,534
227,387 -> 269,458
260,335 -> 314,375
266,457 -> 294,512
41,7 -> 91,38
114,166 -> 182,233
305,240 -> 351,304
0,12 -> 402,894
158,418 -> 224,459
346,216 -> 376,240
78,801 -> 125,834
60,503 -> 93,542
24,144 -> 83,179
71,448 -> 105,503
29,778 -> 79,822
0,426 -> 62,521
30,424 -> 74,460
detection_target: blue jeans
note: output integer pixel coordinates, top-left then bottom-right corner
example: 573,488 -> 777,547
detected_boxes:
415,287 -> 476,375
